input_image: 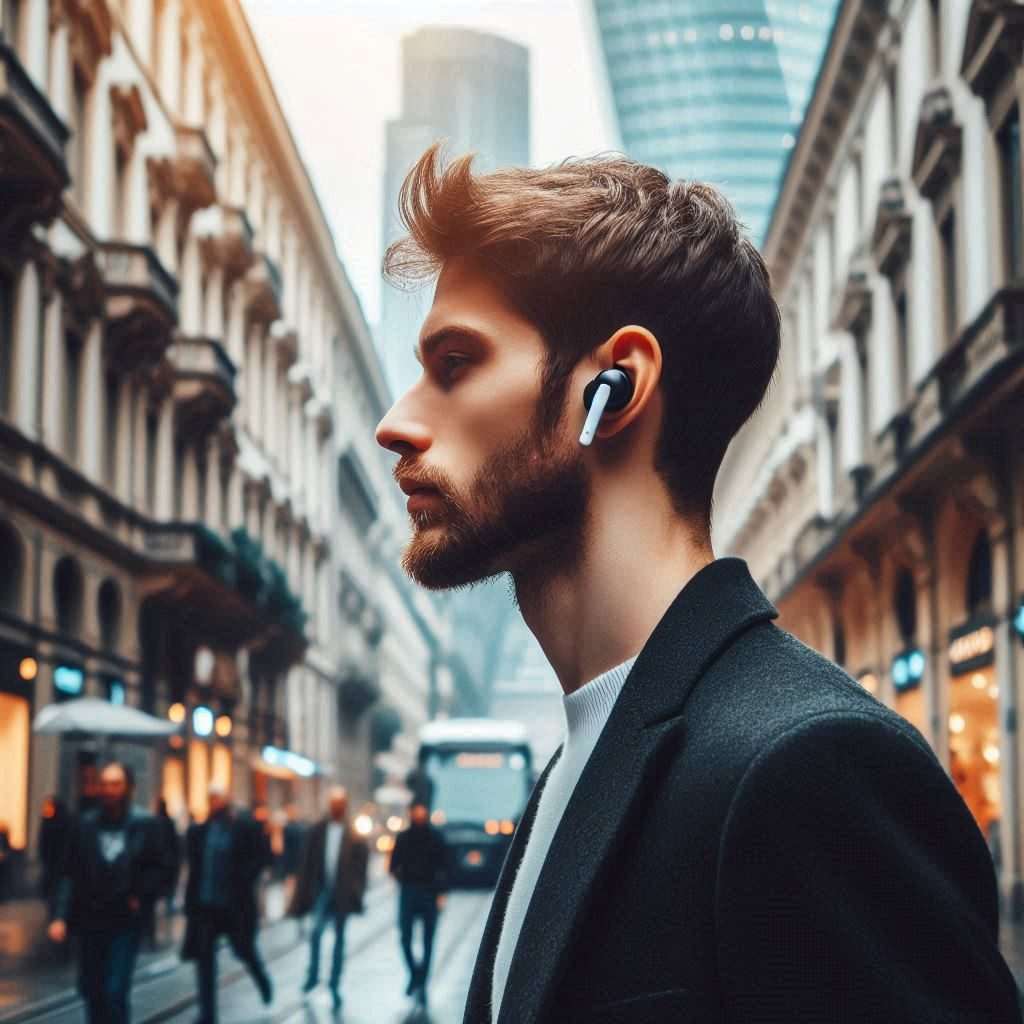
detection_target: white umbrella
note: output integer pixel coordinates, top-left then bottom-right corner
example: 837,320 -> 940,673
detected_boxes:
33,697 -> 180,738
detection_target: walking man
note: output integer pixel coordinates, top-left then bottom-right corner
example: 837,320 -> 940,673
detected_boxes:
288,786 -> 368,1012
375,145 -> 1021,1022
47,762 -> 167,1024
389,801 -> 448,1007
181,784 -> 274,1023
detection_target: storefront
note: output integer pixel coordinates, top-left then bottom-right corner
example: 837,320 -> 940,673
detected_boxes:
947,620 -> 1001,842
0,642 -> 36,851
891,647 -> 927,736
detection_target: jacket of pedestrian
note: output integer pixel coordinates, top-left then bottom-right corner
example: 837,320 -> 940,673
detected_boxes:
52,805 -> 167,933
389,822 -> 448,892
181,809 -> 272,960
463,557 -> 1021,1024
287,818 -> 368,918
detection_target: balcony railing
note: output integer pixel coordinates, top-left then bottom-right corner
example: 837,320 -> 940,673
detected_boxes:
245,251 -> 283,323
171,336 -> 238,434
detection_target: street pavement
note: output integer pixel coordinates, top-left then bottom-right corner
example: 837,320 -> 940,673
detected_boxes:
0,876 -> 491,1024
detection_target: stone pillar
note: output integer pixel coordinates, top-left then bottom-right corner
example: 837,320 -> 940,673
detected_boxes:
228,465 -> 243,529
182,12 -> 204,124
48,17 -> 71,122
182,444 -> 200,520
22,0 -> 50,91
230,135 -> 247,208
156,199 -> 180,276
203,267 -> 224,340
205,439 -> 222,530
40,289 -> 64,452
125,144 -> 149,245
11,261 -> 40,437
154,396 -> 175,519
78,321 -> 104,480
115,376 -> 133,505
84,62 -> 113,236
129,0 -> 154,65
870,274 -> 898,434
225,282 -> 244,365
837,331 -> 863,473
180,229 -> 202,335
133,385 -> 149,510
247,324 -> 262,434
262,349 -> 276,460
158,0 -> 182,115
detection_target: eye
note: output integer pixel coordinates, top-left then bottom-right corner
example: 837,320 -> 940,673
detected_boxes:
438,353 -> 469,380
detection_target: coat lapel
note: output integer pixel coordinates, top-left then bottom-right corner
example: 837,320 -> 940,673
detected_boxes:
463,749 -> 563,1024
494,558 -> 777,1024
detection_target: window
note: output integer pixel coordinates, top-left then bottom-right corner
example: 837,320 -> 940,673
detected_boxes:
928,0 -> 942,78
966,530 -> 993,616
219,462 -> 231,529
895,290 -> 910,406
998,111 -> 1022,281
112,148 -> 127,239
71,71 -> 89,207
0,273 -> 12,417
104,371 -> 119,488
196,449 -> 207,522
145,408 -> 158,513
98,579 -> 122,651
64,332 -> 82,462
173,440 -> 185,518
54,557 -> 84,636
886,68 -> 899,171
939,212 -> 958,347
895,569 -> 917,644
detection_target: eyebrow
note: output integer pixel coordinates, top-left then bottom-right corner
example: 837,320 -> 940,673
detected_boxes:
413,326 -> 488,367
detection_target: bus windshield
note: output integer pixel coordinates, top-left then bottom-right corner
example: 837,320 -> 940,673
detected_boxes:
423,748 -> 529,825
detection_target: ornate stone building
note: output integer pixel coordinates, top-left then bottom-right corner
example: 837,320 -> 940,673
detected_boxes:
715,0 -> 1024,917
0,0 -> 445,873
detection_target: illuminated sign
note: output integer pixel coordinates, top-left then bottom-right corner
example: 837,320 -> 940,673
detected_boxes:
108,681 -> 125,705
455,752 -> 504,768
54,664 -> 84,696
261,745 -> 317,777
891,648 -> 925,692
949,621 -> 996,676
192,706 -> 214,737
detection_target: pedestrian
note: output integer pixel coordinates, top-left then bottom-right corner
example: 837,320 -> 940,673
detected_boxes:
46,762 -> 167,1024
389,801 -> 448,1008
151,799 -> 180,944
38,795 -> 70,916
181,783 -> 274,1024
287,786 -> 368,1013
374,145 -> 1021,1022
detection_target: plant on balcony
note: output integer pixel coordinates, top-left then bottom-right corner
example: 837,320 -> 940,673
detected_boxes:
195,525 -> 237,587
229,529 -> 308,638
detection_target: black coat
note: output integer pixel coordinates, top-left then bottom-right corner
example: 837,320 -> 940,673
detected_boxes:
464,558 -> 1020,1024
181,811 -> 272,960
287,819 -> 368,919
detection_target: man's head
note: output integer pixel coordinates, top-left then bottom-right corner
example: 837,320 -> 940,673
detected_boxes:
207,783 -> 229,818
98,762 -> 133,816
375,146 -> 779,592
327,786 -> 348,822
410,802 -> 429,827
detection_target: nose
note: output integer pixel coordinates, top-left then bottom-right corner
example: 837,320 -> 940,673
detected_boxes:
375,399 -> 432,457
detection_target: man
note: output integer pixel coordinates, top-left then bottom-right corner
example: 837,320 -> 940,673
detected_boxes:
47,762 -> 166,1024
181,784 -> 274,1024
374,145 -> 1021,1023
287,786 -> 368,1012
389,801 -> 448,1007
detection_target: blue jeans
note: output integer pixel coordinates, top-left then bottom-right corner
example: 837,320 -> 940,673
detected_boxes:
77,925 -> 141,1024
399,885 -> 439,988
306,887 -> 347,990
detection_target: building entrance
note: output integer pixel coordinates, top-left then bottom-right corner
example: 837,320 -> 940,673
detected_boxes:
948,664 -> 1001,841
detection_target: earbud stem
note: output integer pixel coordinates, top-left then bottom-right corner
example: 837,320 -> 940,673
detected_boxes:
579,382 -> 611,446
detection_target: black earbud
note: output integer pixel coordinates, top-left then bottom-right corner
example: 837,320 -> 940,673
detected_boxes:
579,366 -> 634,446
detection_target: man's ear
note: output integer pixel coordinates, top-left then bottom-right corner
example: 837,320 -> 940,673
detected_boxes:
586,326 -> 663,440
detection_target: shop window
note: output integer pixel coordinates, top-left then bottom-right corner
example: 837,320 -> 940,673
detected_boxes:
0,272 -> 12,417
998,110 -> 1022,281
63,331 -> 82,463
0,692 -> 29,850
894,569 -> 917,645
98,579 -> 122,652
966,530 -> 993,616
0,520 -> 23,615
53,557 -> 84,637
939,211 -> 958,347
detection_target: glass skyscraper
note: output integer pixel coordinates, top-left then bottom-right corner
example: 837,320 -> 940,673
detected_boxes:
591,1 -> 840,242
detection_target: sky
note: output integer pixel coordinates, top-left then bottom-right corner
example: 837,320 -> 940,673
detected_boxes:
242,0 -> 619,328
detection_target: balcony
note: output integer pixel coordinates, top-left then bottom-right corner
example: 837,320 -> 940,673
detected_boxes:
98,242 -> 179,371
961,1 -> 1024,119
0,41 -> 69,239
830,250 -> 872,333
871,178 -> 912,280
171,336 -> 237,436
245,252 -> 283,323
271,319 -> 298,366
151,125 -> 217,211
197,204 -> 254,277
309,396 -> 334,440
911,85 -> 962,206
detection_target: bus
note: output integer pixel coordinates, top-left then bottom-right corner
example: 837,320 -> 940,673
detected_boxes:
414,719 -> 533,888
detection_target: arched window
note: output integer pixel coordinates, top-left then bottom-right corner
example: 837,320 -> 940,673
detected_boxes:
966,529 -> 993,617
98,579 -> 122,652
0,520 -> 24,616
53,557 -> 84,637
895,569 -> 917,644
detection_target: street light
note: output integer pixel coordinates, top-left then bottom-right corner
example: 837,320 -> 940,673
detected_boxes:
215,715 -> 232,738
192,706 -> 214,737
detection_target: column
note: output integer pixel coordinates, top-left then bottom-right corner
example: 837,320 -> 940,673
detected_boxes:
182,13 -> 204,124
40,289 -> 64,452
125,144 -> 149,244
182,444 -> 200,520
22,0 -> 50,91
262,347 -> 276,458
158,0 -> 182,115
78,322 -> 104,480
228,465 -> 244,529
129,0 -> 154,66
179,229 -> 202,335
154,396 -> 175,519
156,199 -> 180,276
246,324 -> 262,434
288,390 -> 302,498
225,282 -> 244,365
11,262 -> 40,437
47,16 -> 70,122
115,377 -> 133,505
870,274 -> 898,433
205,440 -> 222,530
133,384 -> 149,510
838,331 -> 863,474
84,62 -> 113,235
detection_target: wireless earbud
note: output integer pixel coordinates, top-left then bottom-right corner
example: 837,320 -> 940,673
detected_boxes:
579,366 -> 634,446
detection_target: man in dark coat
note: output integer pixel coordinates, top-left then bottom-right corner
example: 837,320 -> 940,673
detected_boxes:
373,148 -> 1021,1023
181,784 -> 274,1023
288,786 -> 368,1012
47,762 -> 167,1024
389,801 -> 448,1007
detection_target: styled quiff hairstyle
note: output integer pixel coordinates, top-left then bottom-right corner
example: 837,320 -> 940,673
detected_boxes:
384,144 -> 781,532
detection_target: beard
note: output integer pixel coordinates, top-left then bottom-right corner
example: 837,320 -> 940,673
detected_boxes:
400,409 -> 590,592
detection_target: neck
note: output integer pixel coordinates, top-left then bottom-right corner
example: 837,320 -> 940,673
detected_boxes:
512,482 -> 713,695
101,802 -> 128,822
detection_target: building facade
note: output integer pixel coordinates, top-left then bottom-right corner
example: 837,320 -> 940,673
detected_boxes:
591,0 -> 840,241
714,0 -> 1024,917
0,0 -> 444,882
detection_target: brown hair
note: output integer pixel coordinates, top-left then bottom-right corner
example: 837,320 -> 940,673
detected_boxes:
384,144 -> 780,532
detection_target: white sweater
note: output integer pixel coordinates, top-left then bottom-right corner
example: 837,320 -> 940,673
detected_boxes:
491,655 -> 638,1020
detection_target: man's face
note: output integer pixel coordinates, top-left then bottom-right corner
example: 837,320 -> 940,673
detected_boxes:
410,804 -> 429,826
208,791 -> 228,817
375,259 -> 590,591
329,793 -> 348,821
99,766 -> 129,814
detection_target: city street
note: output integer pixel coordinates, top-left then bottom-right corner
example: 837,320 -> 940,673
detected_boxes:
1,881 -> 491,1024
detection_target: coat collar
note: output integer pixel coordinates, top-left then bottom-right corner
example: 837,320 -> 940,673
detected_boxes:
464,557 -> 777,1024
